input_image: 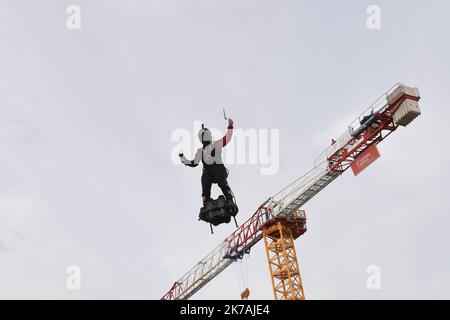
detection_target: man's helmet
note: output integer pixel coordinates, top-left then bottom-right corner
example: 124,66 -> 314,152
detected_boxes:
198,124 -> 212,143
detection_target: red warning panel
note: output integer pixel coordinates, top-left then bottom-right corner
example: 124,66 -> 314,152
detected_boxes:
351,144 -> 380,176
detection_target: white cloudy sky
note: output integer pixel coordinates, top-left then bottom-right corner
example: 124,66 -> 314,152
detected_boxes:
1,0 -> 450,299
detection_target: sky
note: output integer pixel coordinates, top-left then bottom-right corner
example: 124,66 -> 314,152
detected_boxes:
1,0 -> 450,299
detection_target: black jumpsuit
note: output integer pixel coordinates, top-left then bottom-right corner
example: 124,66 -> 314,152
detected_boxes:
181,125 -> 234,203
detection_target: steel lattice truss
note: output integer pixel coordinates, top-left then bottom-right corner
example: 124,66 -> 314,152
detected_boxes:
263,222 -> 305,300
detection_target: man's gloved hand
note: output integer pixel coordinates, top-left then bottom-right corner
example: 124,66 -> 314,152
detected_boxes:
227,118 -> 234,128
179,153 -> 184,158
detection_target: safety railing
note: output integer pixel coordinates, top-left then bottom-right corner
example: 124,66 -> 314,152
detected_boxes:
314,82 -> 403,167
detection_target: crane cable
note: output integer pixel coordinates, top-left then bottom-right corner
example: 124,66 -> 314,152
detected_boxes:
234,253 -> 250,299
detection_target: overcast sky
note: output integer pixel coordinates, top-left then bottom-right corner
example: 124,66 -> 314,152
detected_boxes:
1,0 -> 450,299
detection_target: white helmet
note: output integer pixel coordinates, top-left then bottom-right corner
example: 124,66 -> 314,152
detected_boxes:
198,124 -> 212,143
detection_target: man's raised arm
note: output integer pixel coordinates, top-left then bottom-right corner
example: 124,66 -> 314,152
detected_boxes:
216,118 -> 234,149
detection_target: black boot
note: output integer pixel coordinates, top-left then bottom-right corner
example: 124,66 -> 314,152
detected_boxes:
225,196 -> 238,217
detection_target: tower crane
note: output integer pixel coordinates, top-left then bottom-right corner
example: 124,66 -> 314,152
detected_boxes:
162,83 -> 422,300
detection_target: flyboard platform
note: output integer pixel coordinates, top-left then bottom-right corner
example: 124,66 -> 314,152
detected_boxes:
199,195 -> 239,233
